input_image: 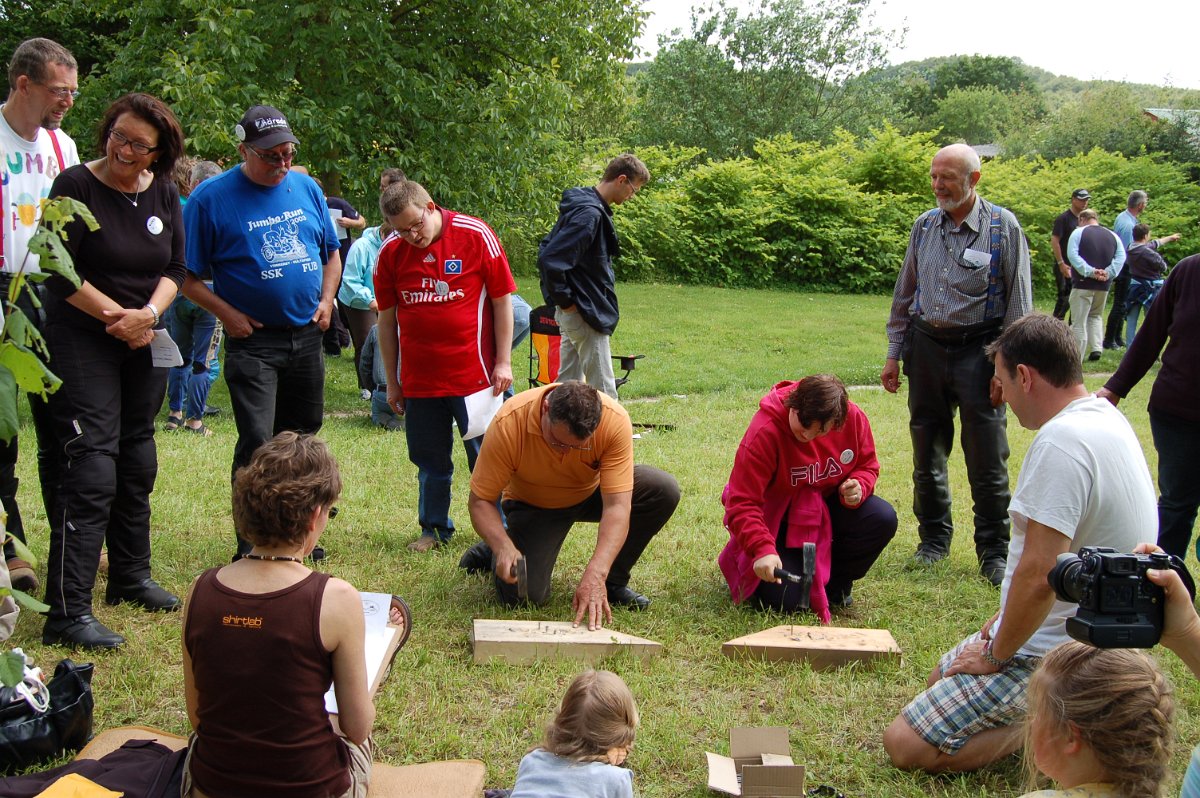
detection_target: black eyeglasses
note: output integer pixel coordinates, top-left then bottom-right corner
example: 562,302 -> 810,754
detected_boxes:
109,129 -> 158,156
247,145 -> 297,167
328,506 -> 339,519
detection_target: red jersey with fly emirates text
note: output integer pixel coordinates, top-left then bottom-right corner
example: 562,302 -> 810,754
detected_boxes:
374,208 -> 517,397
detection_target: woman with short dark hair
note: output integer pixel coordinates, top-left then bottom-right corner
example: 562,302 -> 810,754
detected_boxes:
719,374 -> 897,620
182,432 -> 377,798
41,92 -> 187,649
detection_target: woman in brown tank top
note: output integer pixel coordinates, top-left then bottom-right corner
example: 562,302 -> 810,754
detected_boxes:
181,432 -> 376,798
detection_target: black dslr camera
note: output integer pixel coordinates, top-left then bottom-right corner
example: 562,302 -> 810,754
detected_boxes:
1047,546 -> 1195,648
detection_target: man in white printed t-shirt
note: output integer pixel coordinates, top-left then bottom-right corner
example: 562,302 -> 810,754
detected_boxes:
883,313 -> 1157,774
0,38 -> 81,593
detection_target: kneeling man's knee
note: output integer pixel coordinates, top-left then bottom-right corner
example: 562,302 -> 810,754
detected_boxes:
883,716 -> 938,771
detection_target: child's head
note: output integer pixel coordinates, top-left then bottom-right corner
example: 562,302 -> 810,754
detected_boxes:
1025,641 -> 1174,798
233,432 -> 342,548
543,670 -> 638,764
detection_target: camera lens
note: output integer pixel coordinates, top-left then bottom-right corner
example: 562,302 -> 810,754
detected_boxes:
1048,552 -> 1087,603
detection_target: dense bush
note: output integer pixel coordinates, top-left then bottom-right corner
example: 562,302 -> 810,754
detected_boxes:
613,130 -> 1200,296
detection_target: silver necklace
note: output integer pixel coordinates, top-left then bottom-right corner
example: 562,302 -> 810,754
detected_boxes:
118,186 -> 142,207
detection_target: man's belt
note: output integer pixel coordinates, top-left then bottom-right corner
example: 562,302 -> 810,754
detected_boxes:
911,316 -> 1001,346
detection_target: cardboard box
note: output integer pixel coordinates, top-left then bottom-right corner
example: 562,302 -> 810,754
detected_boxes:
705,727 -> 805,797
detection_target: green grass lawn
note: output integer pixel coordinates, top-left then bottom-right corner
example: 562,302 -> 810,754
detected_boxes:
6,282 -> 1187,797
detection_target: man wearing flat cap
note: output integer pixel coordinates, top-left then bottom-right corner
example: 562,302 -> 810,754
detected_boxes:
182,105 -> 341,558
1050,189 -> 1090,320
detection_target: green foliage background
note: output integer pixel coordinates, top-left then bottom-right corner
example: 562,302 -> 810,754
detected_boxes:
616,130 -> 1200,296
4,1 -> 1199,290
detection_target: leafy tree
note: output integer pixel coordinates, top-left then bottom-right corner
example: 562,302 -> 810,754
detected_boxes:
630,0 -> 897,159
931,86 -> 1013,144
0,0 -> 125,87
931,85 -> 1045,146
1036,83 -> 1153,159
930,54 -> 1039,100
34,0 -> 643,275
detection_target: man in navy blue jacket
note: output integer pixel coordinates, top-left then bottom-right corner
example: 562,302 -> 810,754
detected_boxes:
537,154 -> 648,398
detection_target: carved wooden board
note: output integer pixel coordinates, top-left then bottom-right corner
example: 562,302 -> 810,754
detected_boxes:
722,625 -> 901,670
471,619 -> 664,665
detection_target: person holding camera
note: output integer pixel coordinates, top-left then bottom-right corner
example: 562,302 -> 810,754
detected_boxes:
884,314 -> 1157,774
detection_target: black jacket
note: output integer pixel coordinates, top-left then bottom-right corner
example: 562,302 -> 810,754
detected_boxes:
537,186 -> 620,335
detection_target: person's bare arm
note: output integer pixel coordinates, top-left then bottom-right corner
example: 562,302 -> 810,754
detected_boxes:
1050,234 -> 1070,279
323,577 -> 375,744
181,579 -> 201,730
490,294 -> 513,396
945,521 -> 1068,675
469,490 -> 521,584
573,490 -> 631,631
1136,543 -> 1200,678
313,250 -> 343,330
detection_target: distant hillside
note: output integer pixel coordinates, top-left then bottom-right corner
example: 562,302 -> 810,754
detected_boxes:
881,56 -> 1200,111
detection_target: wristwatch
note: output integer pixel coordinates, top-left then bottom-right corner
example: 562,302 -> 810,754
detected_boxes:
981,640 -> 1012,669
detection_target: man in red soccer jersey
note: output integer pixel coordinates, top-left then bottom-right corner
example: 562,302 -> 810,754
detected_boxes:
374,181 -> 516,552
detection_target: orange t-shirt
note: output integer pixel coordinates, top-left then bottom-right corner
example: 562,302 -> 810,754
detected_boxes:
470,384 -> 634,508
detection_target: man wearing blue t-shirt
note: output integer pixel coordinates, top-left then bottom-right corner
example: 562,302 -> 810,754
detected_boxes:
182,105 -> 341,558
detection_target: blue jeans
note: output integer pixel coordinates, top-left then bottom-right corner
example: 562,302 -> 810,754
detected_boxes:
511,293 -> 532,350
165,296 -> 218,420
1183,743 -> 1200,798
1124,277 -> 1163,343
1150,409 -> 1200,562
404,396 -> 482,541
225,324 -> 325,553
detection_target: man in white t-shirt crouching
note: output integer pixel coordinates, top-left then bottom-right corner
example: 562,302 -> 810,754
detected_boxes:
883,312 -> 1158,774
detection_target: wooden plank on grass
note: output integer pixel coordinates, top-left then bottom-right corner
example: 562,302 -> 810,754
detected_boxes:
722,625 -> 901,670
471,619 -> 663,665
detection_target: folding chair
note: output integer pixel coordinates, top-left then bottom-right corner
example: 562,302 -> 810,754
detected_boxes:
527,304 -> 644,393
528,303 -> 561,389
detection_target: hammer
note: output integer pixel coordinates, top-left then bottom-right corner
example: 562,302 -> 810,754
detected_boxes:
511,555 -> 528,600
772,541 -> 816,610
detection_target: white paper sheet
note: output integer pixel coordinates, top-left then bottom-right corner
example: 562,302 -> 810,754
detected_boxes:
463,385 -> 504,440
329,208 -> 348,240
151,328 -> 184,367
325,591 -> 394,714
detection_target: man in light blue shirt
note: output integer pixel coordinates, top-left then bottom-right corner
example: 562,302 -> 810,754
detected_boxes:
1105,190 -> 1147,348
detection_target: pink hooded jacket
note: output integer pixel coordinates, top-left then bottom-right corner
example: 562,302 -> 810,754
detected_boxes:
718,381 -> 881,623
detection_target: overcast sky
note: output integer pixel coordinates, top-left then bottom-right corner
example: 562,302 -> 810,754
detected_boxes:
636,0 -> 1200,91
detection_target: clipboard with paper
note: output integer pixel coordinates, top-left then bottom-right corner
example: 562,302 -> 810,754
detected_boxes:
324,592 -> 412,714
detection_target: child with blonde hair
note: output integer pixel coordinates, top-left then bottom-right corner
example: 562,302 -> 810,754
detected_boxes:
510,670 -> 638,798
1020,641 -> 1175,798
